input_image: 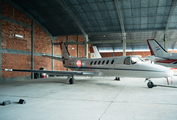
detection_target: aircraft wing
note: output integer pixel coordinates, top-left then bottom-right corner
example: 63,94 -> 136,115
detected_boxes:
4,69 -> 99,76
42,54 -> 68,61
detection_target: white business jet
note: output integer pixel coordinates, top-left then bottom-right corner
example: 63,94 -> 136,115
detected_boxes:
4,42 -> 173,88
146,39 -> 177,68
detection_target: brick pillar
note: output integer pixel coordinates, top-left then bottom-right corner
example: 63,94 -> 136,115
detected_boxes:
31,20 -> 34,79
0,0 -> 2,81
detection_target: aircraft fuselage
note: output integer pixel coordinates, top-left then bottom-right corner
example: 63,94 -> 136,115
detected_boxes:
64,56 -> 173,78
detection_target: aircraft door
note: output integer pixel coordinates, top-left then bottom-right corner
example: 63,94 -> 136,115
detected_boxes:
109,59 -> 116,69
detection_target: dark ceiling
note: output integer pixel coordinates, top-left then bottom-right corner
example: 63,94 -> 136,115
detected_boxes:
9,0 -> 177,52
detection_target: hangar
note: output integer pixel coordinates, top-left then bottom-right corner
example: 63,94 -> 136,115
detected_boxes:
1,0 -> 177,119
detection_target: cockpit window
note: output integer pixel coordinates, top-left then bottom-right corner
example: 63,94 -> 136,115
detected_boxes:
124,57 -> 131,65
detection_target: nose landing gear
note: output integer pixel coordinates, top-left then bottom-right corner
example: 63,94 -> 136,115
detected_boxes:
147,80 -> 155,88
145,79 -> 156,88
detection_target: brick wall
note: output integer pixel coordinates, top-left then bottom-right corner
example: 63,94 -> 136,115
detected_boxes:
34,23 -> 52,54
101,51 -> 151,58
2,53 -> 31,78
1,1 -> 52,79
2,1 -> 31,25
34,56 -> 51,70
1,20 -> 31,50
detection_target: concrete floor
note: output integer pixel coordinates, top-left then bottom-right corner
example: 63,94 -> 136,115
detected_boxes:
0,76 -> 177,120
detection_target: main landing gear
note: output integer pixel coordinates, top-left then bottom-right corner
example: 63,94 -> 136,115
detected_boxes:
114,77 -> 120,81
67,76 -> 74,84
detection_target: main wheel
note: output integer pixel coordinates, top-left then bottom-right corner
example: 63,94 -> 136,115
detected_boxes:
115,77 -> 120,81
69,78 -> 74,84
147,81 -> 154,88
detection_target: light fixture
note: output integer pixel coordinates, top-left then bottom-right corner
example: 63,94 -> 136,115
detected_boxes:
103,34 -> 106,37
71,47 -> 75,49
12,34 -> 24,38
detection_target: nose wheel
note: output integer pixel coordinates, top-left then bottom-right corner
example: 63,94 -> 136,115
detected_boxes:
147,80 -> 155,88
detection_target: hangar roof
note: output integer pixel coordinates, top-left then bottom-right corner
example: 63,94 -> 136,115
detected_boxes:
9,0 -> 177,52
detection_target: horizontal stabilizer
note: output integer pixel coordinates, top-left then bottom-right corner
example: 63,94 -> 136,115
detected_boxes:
42,54 -> 68,61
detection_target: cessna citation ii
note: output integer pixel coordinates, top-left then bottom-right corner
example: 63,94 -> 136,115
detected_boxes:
4,42 -> 173,88
146,39 -> 177,68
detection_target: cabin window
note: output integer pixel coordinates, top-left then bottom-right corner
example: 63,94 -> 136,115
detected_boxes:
90,61 -> 93,65
111,60 -> 114,64
106,60 -> 109,64
94,61 -> 97,65
102,60 -> 105,65
124,57 -> 131,65
98,61 -> 101,65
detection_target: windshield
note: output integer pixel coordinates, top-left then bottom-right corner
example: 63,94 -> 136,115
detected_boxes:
124,56 -> 145,65
131,56 -> 145,64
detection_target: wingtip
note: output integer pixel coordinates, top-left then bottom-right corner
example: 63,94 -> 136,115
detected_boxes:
4,69 -> 13,71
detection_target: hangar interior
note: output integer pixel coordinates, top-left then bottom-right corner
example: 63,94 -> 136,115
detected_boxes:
1,0 -> 177,119
1,0 -> 177,81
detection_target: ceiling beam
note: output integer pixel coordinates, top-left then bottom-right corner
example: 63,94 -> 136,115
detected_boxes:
87,29 -> 168,35
114,0 -> 125,36
56,0 -> 87,36
54,39 -> 177,45
165,0 -> 177,33
53,28 -> 177,36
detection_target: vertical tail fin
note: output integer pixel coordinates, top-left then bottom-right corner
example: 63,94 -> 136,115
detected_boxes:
90,46 -> 102,58
60,42 -> 70,59
147,39 -> 168,57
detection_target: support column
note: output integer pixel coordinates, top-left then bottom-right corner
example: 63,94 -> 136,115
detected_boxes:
52,37 -> 54,70
132,51 -> 134,55
123,35 -> 126,56
84,35 -> 88,58
0,0 -> 2,82
77,35 -> 79,58
113,52 -> 115,57
31,20 -> 34,79
66,35 -> 68,71
164,34 -> 168,51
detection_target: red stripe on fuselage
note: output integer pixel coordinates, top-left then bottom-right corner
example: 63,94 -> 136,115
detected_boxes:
156,59 -> 177,64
